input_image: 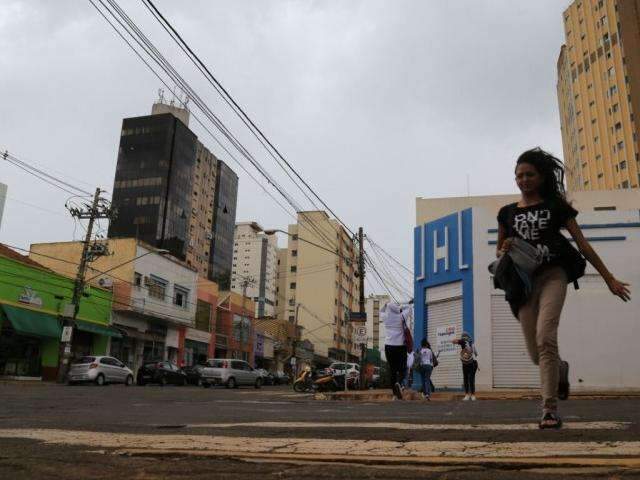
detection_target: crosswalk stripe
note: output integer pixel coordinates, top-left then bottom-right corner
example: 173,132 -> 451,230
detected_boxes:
1,429 -> 639,460
185,421 -> 630,431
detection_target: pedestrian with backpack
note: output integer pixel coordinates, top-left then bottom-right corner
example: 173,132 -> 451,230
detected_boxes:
495,148 -> 630,429
416,339 -> 436,400
452,332 -> 478,401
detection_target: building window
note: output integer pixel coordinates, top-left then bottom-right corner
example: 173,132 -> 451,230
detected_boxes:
290,282 -> 296,289
289,316 -> 295,322
134,272 -> 142,287
620,160 -> 627,170
291,250 -> 297,257
174,286 -> 189,308
148,275 -> 167,300
618,141 -> 624,150
290,266 -> 297,273
622,180 -> 629,188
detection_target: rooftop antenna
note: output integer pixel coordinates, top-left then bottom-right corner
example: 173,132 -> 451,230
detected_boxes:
157,88 -> 165,104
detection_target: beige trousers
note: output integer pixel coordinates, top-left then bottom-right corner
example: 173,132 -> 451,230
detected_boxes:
518,266 -> 567,413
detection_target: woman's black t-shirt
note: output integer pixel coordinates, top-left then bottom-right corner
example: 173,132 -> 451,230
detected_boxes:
497,200 -> 578,265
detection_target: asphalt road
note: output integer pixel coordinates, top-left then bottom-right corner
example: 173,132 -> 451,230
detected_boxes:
1,382 -> 639,479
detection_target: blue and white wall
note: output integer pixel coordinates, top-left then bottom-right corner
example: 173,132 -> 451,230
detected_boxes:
414,209 -> 475,389
415,197 -> 640,392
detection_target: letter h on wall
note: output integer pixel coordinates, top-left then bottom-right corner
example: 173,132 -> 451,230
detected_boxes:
433,227 -> 449,273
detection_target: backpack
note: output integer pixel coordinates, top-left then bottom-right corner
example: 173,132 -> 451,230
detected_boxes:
460,342 -> 474,364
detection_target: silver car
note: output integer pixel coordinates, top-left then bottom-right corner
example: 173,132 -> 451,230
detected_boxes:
67,356 -> 134,386
200,359 -> 262,389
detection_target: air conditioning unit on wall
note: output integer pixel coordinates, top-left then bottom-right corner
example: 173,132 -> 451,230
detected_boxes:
98,277 -> 113,289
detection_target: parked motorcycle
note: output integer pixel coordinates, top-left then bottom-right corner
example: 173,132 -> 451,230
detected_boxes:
293,366 -> 340,393
293,367 -> 359,393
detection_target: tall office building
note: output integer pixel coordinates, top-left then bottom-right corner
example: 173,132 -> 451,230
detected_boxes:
108,100 -> 238,283
230,222 -> 278,317
209,160 -> 238,289
557,0 -> 640,191
282,211 -> 360,361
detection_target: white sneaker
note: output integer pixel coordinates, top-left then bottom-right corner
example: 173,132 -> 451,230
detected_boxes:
471,395 -> 477,401
463,394 -> 470,401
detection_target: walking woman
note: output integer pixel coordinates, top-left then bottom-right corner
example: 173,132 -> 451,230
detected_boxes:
417,339 -> 435,400
497,148 -> 630,429
452,333 -> 478,401
382,301 -> 413,400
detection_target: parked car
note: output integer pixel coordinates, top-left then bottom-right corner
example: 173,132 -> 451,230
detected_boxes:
137,361 -> 188,386
67,356 -> 134,386
199,359 -> 262,388
181,364 -> 206,386
255,368 -> 274,385
272,371 -> 291,385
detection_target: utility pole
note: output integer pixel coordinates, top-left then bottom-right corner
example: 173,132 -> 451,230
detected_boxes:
358,227 -> 366,390
57,188 -> 114,383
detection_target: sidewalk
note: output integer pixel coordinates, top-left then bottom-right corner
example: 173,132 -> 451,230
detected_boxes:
316,388 -> 640,402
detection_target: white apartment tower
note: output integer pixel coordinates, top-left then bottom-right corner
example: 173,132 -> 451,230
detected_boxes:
231,222 -> 278,317
365,294 -> 390,359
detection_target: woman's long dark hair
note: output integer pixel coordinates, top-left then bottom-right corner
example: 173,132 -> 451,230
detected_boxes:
421,338 -> 431,349
516,148 -> 569,206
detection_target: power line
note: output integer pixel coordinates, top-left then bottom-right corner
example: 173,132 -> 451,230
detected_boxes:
2,150 -> 92,197
89,0 -> 339,254
367,236 -> 413,275
140,0 -> 355,238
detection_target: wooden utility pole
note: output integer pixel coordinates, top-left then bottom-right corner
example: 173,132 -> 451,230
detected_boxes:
358,227 -> 366,390
57,188 -> 113,383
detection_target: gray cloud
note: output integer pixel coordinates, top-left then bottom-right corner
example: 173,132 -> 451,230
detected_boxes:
0,0 -> 569,291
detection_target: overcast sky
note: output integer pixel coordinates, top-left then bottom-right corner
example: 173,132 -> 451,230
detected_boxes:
0,0 -> 569,295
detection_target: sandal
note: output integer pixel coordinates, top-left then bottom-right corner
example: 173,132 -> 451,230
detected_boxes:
539,412 -> 563,430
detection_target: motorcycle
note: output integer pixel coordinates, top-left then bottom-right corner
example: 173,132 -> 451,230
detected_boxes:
293,366 -> 340,393
293,367 -> 359,393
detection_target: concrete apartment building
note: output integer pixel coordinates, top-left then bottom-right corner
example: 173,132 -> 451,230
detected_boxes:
107,99 -> 238,288
557,0 -> 640,191
414,189 -> 640,391
281,211 -> 360,361
230,222 -> 278,318
365,294 -> 390,360
0,183 -> 6,231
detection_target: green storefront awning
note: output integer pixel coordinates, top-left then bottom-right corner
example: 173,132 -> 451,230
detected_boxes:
1,305 -> 61,339
75,320 -> 122,338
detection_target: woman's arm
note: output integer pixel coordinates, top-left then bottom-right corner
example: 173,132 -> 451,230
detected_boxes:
565,218 -> 630,301
496,224 -> 512,258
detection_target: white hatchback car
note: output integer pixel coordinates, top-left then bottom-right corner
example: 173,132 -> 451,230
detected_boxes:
67,356 -> 134,386
199,359 -> 262,388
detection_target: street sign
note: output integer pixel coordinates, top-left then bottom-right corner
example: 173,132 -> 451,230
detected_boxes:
349,311 -> 367,322
61,326 -> 73,343
354,326 -> 367,344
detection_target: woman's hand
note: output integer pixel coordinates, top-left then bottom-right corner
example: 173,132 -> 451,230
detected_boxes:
606,277 -> 631,302
497,238 -> 513,257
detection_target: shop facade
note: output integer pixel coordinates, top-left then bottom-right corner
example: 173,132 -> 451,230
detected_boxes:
0,245 -> 117,381
414,191 -> 640,391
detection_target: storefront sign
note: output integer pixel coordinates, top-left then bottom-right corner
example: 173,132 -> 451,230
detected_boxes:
18,286 -> 43,307
436,325 -> 457,355
61,326 -> 73,343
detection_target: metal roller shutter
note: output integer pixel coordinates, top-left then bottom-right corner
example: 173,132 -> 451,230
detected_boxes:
491,295 -> 539,388
426,296 -> 463,389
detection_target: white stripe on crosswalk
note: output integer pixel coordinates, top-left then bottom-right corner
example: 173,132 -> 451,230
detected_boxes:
186,421 -> 629,431
0,429 -> 639,460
